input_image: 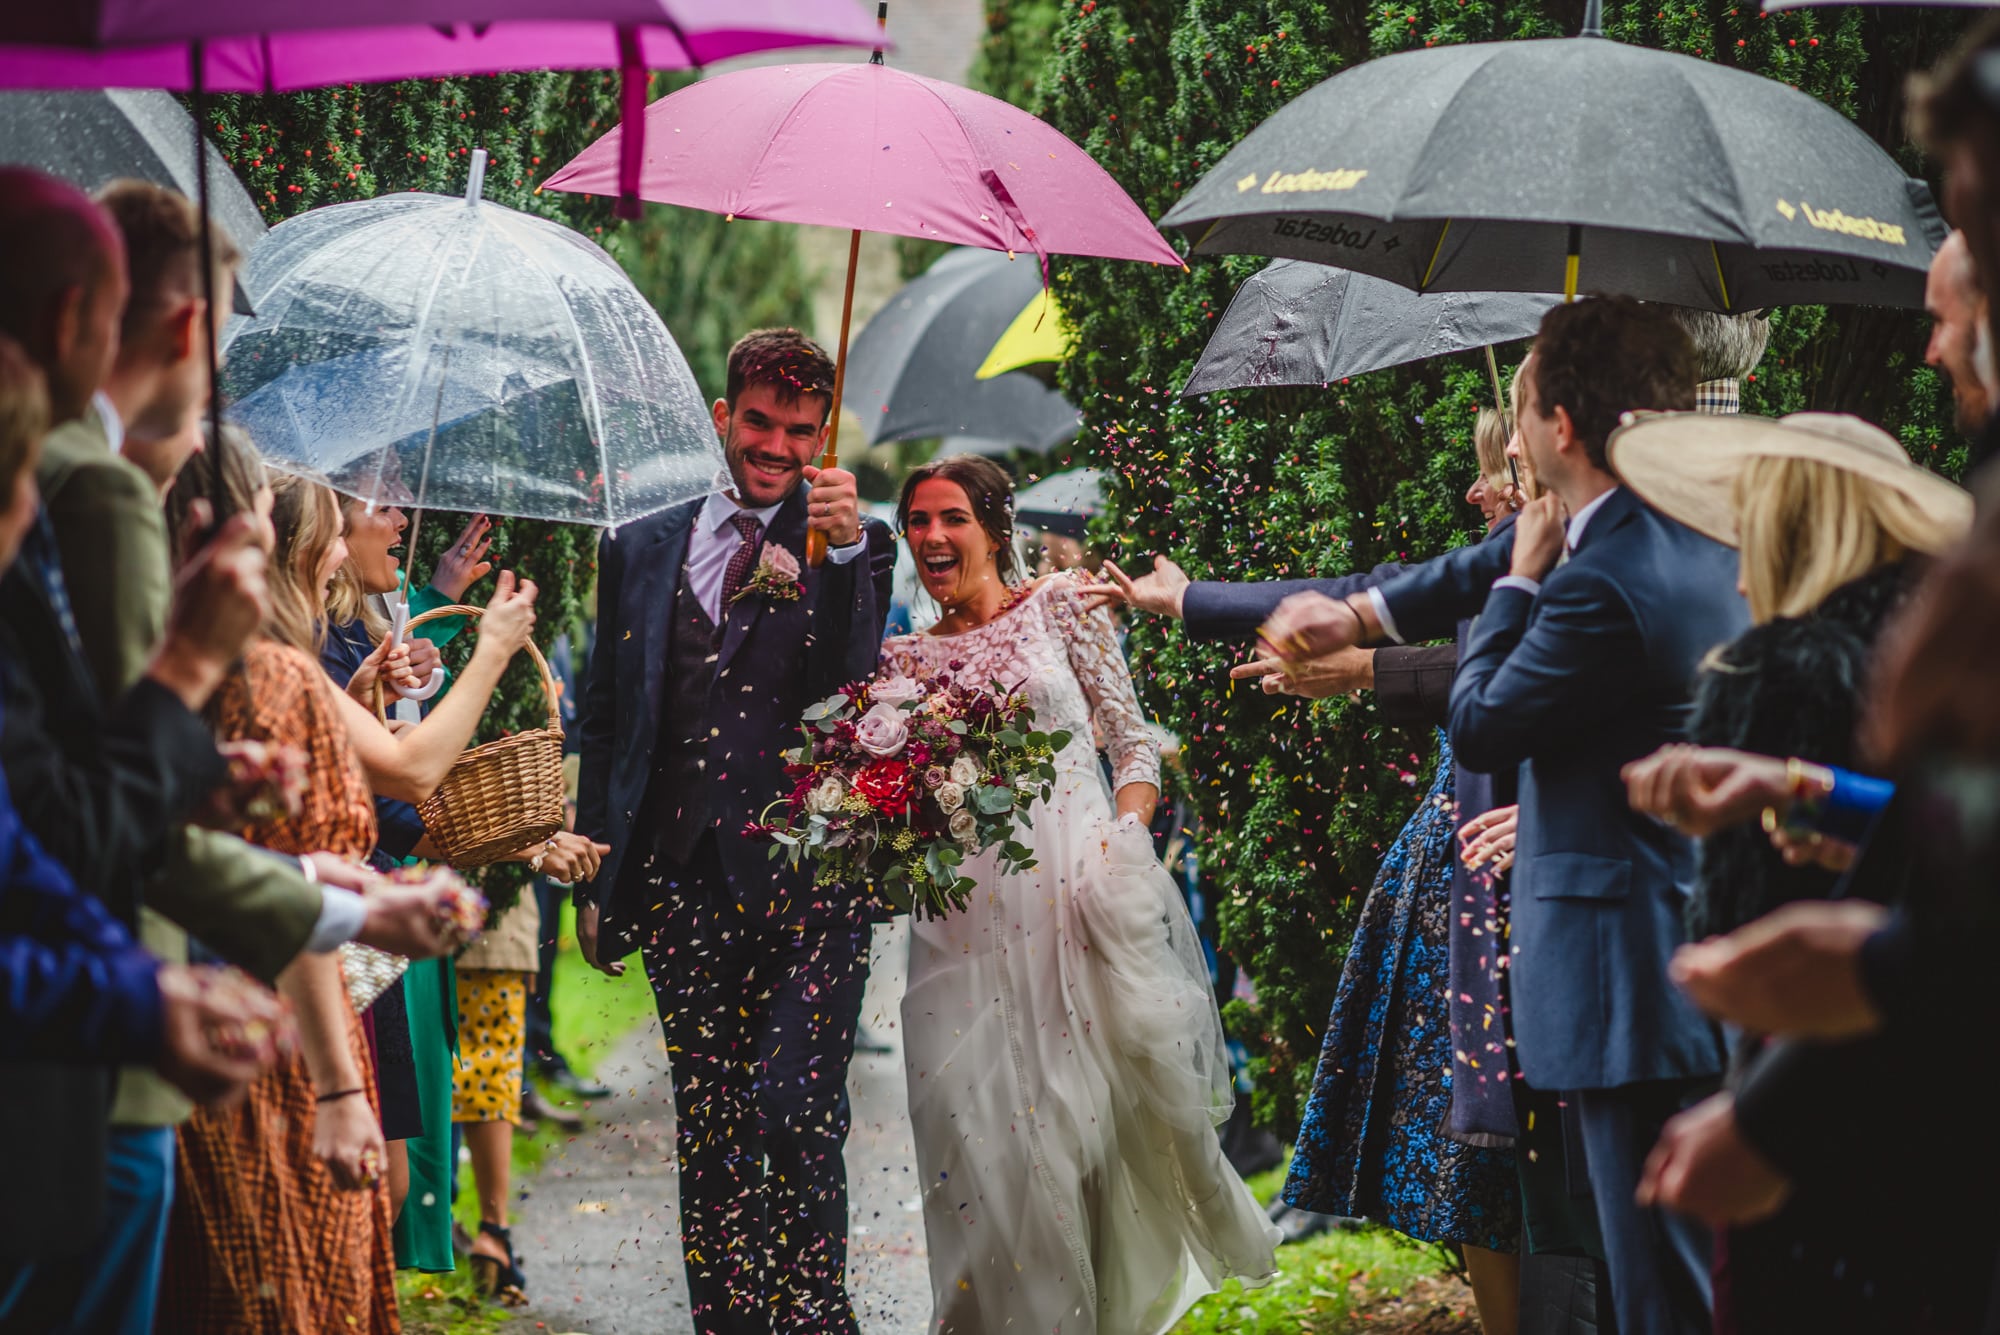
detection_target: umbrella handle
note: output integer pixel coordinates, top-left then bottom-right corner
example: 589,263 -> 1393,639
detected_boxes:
808,226 -> 865,568
386,597 -> 446,702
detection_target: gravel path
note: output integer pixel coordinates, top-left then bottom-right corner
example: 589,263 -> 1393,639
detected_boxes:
504,921 -> 932,1335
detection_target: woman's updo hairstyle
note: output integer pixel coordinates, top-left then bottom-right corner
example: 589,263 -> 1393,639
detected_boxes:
896,454 -> 1020,581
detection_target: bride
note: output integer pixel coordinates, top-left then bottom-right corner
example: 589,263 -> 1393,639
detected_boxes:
879,457 -> 1278,1333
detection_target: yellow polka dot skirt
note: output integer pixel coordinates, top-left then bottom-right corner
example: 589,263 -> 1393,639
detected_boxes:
452,968 -> 528,1125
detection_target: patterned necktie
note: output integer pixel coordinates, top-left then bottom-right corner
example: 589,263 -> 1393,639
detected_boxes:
23,510 -> 84,661
717,512 -> 766,613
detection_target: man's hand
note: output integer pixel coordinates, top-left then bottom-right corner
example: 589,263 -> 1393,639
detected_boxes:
352,874 -> 483,959
147,510 -> 271,711
1636,1092 -> 1792,1228
1670,900 -> 1888,1038
1509,494 -> 1566,581
1228,645 -> 1375,698
576,900 -> 625,978
1078,556 -> 1191,619
801,464 -> 861,547
1258,591 -> 1366,663
432,514 -> 494,601
154,964 -> 293,1108
1622,745 -> 1794,837
196,740 -> 309,831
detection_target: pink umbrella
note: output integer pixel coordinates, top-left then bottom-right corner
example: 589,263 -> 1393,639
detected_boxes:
543,21 -> 1180,560
0,1 -> 883,213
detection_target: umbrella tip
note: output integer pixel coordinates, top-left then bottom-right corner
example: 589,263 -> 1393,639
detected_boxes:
1580,0 -> 1604,36
465,147 -> 488,205
871,2 -> 888,64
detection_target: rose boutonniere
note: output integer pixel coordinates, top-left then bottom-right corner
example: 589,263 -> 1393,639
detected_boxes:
732,542 -> 805,605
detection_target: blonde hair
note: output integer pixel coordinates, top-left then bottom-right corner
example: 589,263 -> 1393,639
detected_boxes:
327,496 -> 390,641
1733,454 -> 1934,622
267,471 -> 344,654
1473,407 -> 1510,494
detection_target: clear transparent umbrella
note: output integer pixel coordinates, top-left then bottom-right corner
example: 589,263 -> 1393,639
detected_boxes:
220,151 -> 721,529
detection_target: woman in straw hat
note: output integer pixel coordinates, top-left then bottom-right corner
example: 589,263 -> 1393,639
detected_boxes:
1607,410 -> 1971,1335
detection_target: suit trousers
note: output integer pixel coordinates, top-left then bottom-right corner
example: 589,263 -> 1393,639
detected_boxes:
0,1125 -> 174,1334
632,832 -> 873,1335
1574,1081 -> 1716,1335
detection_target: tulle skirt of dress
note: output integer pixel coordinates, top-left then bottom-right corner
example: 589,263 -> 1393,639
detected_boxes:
902,759 -> 1279,1334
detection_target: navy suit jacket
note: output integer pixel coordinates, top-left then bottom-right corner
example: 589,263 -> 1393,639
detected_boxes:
576,487 -> 894,949
1374,517 -> 1517,644
1447,487 -> 1748,1090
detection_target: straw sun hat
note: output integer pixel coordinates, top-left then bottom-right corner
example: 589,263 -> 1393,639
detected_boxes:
1606,411 -> 1974,554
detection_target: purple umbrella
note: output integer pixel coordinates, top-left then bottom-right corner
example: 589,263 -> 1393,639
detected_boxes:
543,16 -> 1179,561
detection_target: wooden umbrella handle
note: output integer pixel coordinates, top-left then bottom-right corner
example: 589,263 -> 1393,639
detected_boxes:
808,226 -> 865,568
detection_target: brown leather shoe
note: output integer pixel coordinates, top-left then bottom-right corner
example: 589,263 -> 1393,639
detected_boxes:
521,1082 -> 584,1132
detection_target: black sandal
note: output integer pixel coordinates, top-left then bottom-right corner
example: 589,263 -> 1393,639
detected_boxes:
469,1220 -> 528,1305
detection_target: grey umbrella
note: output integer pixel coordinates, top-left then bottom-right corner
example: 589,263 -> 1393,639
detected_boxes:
1014,467 -> 1103,539
845,247 -> 1081,451
1157,4 -> 1943,311
1182,259 -> 1559,397
0,89 -> 265,311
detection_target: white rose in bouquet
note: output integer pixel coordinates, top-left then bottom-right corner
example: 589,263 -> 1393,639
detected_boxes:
949,755 -> 982,786
805,777 -> 846,815
853,702 -> 911,758
870,676 -> 925,707
936,781 -> 966,813
948,808 -> 978,845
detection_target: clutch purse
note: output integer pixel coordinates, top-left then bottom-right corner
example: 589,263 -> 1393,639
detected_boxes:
339,941 -> 409,1014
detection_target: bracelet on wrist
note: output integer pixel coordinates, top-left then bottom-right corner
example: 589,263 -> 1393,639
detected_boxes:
316,1087 -> 365,1104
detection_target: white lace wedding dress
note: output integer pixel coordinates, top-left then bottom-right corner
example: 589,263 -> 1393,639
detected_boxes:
880,571 -> 1278,1334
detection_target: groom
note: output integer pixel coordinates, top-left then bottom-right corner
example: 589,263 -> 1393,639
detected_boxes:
575,328 -> 895,1334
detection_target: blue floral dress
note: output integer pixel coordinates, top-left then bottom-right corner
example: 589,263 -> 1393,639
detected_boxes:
1282,736 -> 1520,1252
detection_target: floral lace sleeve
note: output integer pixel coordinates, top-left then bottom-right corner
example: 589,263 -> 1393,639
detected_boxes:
1048,572 -> 1162,792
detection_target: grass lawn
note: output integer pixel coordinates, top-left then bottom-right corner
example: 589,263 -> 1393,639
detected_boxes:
397,900 -> 658,1335
1171,1162 -> 1474,1335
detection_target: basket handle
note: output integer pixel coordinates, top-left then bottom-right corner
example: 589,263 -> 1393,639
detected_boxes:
369,604 -> 562,735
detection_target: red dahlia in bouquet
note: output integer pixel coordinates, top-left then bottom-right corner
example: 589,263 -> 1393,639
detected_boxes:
749,667 -> 1071,918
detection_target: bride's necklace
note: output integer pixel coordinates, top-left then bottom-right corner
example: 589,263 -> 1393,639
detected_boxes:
932,580 -> 1031,636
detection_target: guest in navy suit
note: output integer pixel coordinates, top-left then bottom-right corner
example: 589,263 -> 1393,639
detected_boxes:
1270,298 -> 1749,1335
573,329 -> 895,1335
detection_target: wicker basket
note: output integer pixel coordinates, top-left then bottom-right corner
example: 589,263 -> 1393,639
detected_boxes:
381,604 -> 565,867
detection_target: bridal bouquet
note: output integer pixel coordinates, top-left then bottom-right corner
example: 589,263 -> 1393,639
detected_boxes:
749,670 -> 1071,918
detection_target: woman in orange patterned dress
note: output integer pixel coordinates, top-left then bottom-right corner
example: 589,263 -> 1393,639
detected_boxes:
157,431 -> 538,1333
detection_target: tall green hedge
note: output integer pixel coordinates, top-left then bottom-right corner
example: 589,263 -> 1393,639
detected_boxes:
1004,0 -> 1972,1131
203,71 -> 810,910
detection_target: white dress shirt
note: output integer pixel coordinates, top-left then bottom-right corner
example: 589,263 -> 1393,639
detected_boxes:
94,391 -> 125,456
685,488 -> 862,624
1367,487 -> 1621,640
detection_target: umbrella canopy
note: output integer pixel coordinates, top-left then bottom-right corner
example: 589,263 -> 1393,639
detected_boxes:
0,88 -> 264,314
0,3 -> 882,91
220,160 -> 720,528
845,247 -> 1080,450
542,60 -> 1183,267
976,286 -> 1070,380
1182,259 -> 1559,397
0,88 -> 262,245
1014,467 -> 1103,539
1158,25 -> 1943,311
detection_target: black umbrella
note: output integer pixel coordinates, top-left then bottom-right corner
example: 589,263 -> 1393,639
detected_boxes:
0,88 -> 263,312
1157,0 -> 1943,311
844,246 -> 1081,450
1014,467 -> 1102,539
1182,259 -> 1558,397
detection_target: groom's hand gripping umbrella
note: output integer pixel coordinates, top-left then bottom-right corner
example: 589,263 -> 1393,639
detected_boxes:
542,3 -> 1183,564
